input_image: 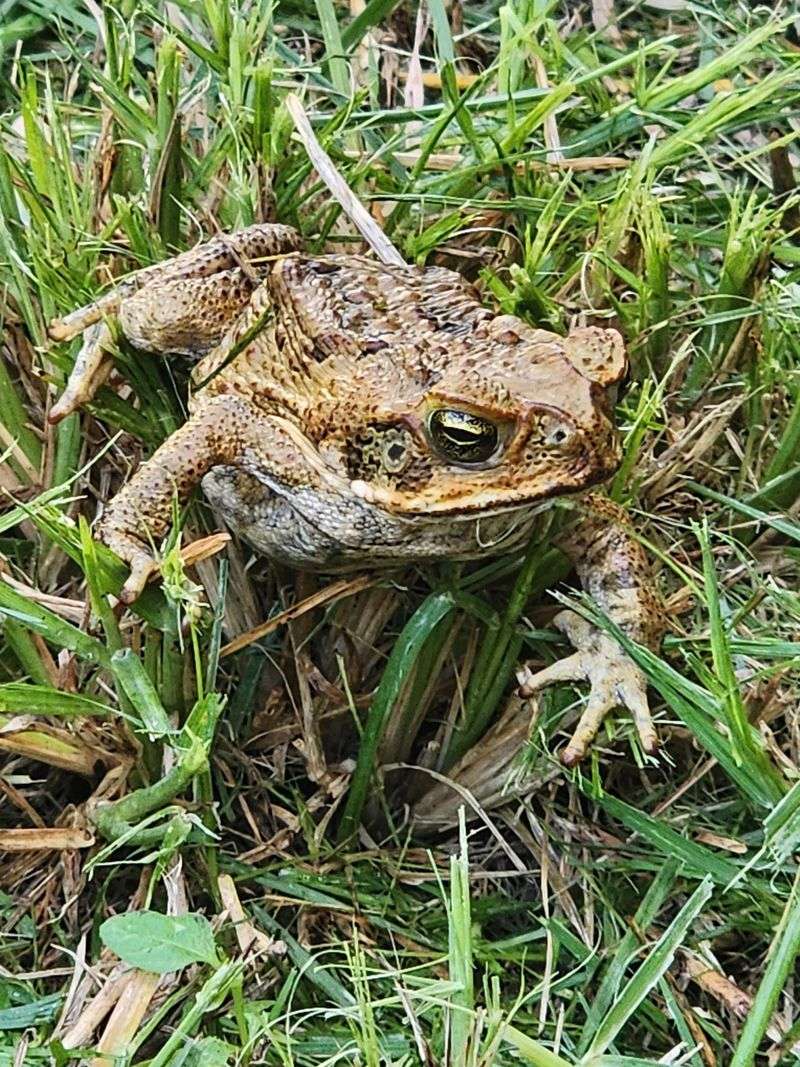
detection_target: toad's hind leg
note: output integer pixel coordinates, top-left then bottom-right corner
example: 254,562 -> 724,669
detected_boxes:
48,224 -> 302,423
49,224 -> 301,342
48,271 -> 261,425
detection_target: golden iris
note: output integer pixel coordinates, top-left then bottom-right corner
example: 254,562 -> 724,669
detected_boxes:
428,409 -> 499,464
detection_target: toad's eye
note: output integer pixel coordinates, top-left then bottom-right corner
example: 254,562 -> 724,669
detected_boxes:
428,409 -> 499,464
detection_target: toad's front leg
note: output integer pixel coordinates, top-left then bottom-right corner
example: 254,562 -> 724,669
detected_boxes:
97,394 -> 300,604
518,497 -> 662,766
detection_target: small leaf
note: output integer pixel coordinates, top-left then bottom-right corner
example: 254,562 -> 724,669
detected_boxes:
183,1036 -> 234,1066
100,911 -> 219,973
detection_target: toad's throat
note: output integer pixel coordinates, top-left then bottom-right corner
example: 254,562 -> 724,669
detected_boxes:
201,463 -> 553,571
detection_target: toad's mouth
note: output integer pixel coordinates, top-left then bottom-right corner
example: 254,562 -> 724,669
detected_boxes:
208,462 -> 550,563
347,477 -> 590,516
263,415 -> 614,520
239,461 -> 575,555
346,457 -> 614,516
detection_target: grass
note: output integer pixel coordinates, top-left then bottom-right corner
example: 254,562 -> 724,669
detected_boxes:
1,0 -> 800,1063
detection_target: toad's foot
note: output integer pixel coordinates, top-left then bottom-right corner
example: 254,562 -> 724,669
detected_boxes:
517,609 -> 657,766
100,527 -> 159,604
49,322 -> 115,425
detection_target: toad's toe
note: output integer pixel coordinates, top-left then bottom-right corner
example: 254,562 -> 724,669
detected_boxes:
518,611 -> 657,765
98,527 -> 158,604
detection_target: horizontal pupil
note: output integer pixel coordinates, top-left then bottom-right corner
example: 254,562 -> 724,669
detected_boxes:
444,425 -> 486,444
430,410 -> 498,461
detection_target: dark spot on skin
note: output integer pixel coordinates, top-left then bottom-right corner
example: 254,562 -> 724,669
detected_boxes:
344,287 -> 372,305
362,338 -> 389,354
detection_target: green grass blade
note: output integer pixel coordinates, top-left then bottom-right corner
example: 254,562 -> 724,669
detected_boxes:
253,905 -> 356,1009
730,865 -> 800,1066
315,0 -> 350,101
0,578 -> 111,667
643,18 -> 791,111
447,810 -> 474,1061
589,790 -> 745,887
696,521 -> 768,770
581,877 -> 714,1060
0,682 -> 109,717
502,1025 -> 574,1067
342,0 -> 403,51
578,860 -> 680,1054
337,592 -> 455,842
688,481 -> 800,545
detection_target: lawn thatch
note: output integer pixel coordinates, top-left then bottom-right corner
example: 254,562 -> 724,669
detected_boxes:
1,2 -> 800,1064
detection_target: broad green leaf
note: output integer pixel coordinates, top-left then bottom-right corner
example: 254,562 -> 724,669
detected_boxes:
182,1037 -> 235,1066
100,911 -> 219,973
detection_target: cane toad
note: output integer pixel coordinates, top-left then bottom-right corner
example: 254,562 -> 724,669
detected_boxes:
49,224 -> 660,765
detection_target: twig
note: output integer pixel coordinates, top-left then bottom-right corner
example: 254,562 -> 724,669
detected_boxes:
89,969 -> 161,1067
221,573 -> 374,657
0,827 -> 93,851
284,92 -> 407,267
